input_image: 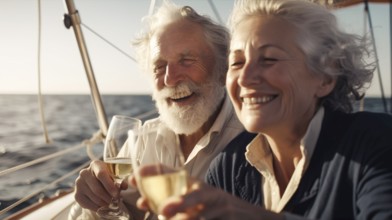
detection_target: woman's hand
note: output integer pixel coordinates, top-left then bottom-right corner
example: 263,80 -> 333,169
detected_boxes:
160,180 -> 268,220
131,174 -> 283,220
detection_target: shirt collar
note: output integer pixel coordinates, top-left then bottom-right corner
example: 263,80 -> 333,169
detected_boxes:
245,106 -> 325,174
197,93 -> 233,146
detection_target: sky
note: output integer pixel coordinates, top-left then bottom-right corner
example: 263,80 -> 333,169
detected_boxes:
0,0 -> 390,97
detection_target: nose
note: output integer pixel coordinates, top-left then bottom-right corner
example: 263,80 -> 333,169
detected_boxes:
238,62 -> 260,87
164,63 -> 184,87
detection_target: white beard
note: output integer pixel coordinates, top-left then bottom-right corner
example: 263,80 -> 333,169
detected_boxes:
153,80 -> 225,135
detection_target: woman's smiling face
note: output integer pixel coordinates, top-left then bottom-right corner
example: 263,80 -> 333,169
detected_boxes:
227,15 -> 334,137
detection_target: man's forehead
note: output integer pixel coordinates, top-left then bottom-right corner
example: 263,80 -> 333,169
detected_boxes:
149,26 -> 206,61
150,45 -> 197,63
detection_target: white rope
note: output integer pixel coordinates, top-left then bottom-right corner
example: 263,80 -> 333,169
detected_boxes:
36,0 -> 51,144
82,130 -> 105,160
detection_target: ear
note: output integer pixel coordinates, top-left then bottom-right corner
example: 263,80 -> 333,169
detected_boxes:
316,75 -> 336,98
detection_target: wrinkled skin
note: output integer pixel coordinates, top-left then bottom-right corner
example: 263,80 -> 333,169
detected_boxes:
74,160 -> 127,212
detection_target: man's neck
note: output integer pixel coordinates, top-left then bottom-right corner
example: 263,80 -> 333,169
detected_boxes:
179,96 -> 225,160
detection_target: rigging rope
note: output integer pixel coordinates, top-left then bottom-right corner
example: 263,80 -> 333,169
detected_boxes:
80,23 -> 137,62
207,0 -> 224,25
83,129 -> 105,160
364,0 -> 389,113
37,0 -> 51,144
359,3 -> 368,112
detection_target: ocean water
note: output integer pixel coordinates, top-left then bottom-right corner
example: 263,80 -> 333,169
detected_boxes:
0,94 -> 390,217
0,94 -> 157,217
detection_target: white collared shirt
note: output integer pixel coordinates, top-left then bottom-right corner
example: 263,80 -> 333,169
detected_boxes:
245,107 -> 324,212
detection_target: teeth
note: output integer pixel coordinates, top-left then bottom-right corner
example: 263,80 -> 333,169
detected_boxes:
171,91 -> 192,100
242,96 -> 275,104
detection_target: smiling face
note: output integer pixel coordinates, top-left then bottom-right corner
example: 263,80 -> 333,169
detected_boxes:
150,19 -> 225,135
227,15 -> 335,138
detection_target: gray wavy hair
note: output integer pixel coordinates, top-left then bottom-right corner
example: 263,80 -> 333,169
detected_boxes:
229,0 -> 375,113
133,1 -> 230,85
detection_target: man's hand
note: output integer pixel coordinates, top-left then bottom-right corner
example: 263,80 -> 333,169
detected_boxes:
74,160 -> 127,211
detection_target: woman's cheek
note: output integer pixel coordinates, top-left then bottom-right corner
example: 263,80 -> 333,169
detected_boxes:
226,71 -> 237,97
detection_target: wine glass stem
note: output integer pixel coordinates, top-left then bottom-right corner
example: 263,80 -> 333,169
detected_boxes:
110,182 -> 122,210
96,182 -> 130,219
109,197 -> 120,210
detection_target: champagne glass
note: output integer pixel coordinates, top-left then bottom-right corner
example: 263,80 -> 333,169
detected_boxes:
131,125 -> 187,220
97,115 -> 142,220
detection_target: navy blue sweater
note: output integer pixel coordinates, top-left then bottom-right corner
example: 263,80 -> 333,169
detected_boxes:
206,108 -> 392,220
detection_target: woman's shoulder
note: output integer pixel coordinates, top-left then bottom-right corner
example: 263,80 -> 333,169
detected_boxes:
326,108 -> 392,134
348,111 -> 392,135
322,109 -> 392,156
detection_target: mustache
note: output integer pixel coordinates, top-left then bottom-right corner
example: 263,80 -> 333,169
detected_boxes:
152,82 -> 201,101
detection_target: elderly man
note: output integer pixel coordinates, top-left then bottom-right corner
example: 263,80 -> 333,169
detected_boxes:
71,1 -> 252,219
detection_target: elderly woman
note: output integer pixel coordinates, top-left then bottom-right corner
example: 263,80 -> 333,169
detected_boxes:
133,0 -> 392,219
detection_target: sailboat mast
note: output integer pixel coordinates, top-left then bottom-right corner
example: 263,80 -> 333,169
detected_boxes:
63,0 -> 109,137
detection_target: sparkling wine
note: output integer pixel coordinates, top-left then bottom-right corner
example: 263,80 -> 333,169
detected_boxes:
139,169 -> 187,214
105,157 -> 133,182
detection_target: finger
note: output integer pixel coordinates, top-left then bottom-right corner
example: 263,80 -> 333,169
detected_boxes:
129,174 -> 138,187
125,175 -> 140,193
75,169 -> 110,208
74,176 -> 109,208
77,161 -> 114,202
160,181 -> 209,218
136,196 -> 150,212
74,193 -> 102,212
120,178 -> 129,190
90,160 -> 119,197
159,196 -> 186,218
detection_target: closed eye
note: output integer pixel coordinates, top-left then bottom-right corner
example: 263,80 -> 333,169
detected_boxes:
260,57 -> 278,66
230,61 -> 244,70
179,58 -> 196,66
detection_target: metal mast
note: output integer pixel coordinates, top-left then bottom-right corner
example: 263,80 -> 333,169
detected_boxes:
63,0 -> 108,137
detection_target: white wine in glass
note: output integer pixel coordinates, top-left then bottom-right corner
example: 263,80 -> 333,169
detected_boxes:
131,126 -> 187,220
105,157 -> 134,182
97,115 -> 142,220
139,168 -> 187,215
